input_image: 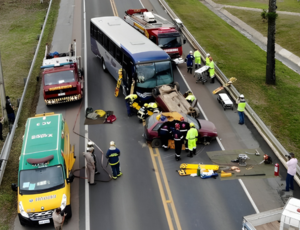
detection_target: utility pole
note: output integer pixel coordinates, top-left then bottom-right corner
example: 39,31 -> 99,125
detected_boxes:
266,0 -> 277,85
0,51 -> 7,122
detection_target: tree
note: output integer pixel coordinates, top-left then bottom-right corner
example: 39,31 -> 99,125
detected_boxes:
266,0 -> 278,85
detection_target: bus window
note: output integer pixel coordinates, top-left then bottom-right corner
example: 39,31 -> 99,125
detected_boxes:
116,47 -> 122,64
103,35 -> 109,51
97,29 -> 103,45
90,23 -> 95,37
109,40 -> 116,57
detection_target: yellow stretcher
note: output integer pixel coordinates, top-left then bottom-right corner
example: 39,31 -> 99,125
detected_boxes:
178,164 -> 219,176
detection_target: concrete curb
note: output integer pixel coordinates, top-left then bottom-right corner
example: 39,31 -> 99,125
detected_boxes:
218,7 -> 300,68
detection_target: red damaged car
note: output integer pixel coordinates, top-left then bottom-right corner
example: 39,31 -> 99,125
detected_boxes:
144,112 -> 218,148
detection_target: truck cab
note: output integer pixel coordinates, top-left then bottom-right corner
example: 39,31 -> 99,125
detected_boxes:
12,113 -> 75,226
41,40 -> 83,105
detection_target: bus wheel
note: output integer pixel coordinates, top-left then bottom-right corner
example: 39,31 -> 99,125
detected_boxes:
102,58 -> 108,72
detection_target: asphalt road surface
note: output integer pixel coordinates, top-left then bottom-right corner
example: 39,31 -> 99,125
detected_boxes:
13,0 -> 300,229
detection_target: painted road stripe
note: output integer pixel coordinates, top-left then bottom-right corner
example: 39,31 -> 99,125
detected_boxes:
83,0 -> 90,229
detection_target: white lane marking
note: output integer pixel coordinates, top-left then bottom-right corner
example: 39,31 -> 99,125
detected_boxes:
176,66 -> 260,214
83,0 -> 90,229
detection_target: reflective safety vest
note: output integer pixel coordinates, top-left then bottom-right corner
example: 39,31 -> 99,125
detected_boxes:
194,50 -> 201,64
209,61 -> 215,77
106,148 -> 121,165
125,94 -> 137,102
186,127 -> 198,140
206,57 -> 210,66
237,101 -> 246,112
186,95 -> 196,102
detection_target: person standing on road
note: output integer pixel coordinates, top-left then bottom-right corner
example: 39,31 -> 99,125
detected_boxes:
179,117 -> 190,151
194,49 -> 201,69
106,141 -> 122,180
208,56 -> 215,83
52,208 -> 67,230
236,94 -> 246,125
185,51 -> 194,74
159,124 -> 171,151
283,153 -> 298,192
186,122 -> 198,158
6,96 -> 15,124
125,94 -> 138,117
205,53 -> 211,66
173,123 -> 184,161
83,149 -> 96,185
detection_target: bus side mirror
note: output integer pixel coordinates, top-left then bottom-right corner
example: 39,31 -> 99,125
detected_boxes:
11,183 -> 17,192
67,172 -> 74,184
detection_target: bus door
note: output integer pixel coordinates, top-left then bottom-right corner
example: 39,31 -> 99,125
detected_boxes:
122,54 -> 133,96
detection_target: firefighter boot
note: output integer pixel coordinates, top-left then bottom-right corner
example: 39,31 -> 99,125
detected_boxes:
193,149 -> 196,155
188,151 -> 193,158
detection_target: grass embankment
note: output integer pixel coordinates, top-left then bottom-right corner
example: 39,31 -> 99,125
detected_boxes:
226,8 -> 300,57
212,0 -> 300,13
166,0 -> 300,155
0,0 -> 60,229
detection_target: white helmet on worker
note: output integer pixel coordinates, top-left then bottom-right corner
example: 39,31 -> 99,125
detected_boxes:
206,53 -> 210,57
87,141 -> 94,147
240,94 -> 244,98
110,141 -> 115,146
189,51 -> 193,54
87,147 -> 94,152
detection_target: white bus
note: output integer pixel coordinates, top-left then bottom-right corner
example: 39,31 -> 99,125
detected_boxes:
90,16 -> 174,101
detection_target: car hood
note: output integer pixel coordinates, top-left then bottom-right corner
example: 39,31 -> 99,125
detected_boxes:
198,119 -> 217,133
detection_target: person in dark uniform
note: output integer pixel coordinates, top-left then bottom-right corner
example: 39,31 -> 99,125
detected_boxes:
179,117 -> 190,151
6,96 -> 15,124
185,51 -> 195,74
173,123 -> 184,161
106,141 -> 122,180
125,94 -> 138,117
159,125 -> 170,151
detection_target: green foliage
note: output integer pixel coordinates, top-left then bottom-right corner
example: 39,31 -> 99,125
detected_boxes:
266,12 -> 278,20
261,9 -> 267,21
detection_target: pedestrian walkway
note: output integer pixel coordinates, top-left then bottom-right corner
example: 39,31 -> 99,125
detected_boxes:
201,0 -> 300,72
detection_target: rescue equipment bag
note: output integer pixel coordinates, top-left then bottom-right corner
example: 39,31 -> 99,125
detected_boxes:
95,110 -> 106,117
86,107 -> 93,118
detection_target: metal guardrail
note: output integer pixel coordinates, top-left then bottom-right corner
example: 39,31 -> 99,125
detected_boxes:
158,0 -> 300,185
0,0 -> 54,187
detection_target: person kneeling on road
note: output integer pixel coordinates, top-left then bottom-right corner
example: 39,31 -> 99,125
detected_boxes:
106,141 -> 122,180
173,123 -> 184,161
186,123 -> 198,158
185,91 -> 196,104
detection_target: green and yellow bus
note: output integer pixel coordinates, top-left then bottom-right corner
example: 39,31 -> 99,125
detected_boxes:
12,113 -> 75,226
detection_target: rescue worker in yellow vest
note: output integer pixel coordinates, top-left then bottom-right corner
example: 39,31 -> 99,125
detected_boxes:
186,123 -> 198,158
194,49 -> 201,69
208,56 -> 215,83
125,94 -> 138,117
206,53 -> 211,66
106,141 -> 122,180
186,92 -> 196,104
147,102 -> 158,112
236,94 -> 246,125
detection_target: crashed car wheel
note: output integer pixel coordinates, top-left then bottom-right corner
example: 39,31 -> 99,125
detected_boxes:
151,138 -> 162,148
152,87 -> 160,97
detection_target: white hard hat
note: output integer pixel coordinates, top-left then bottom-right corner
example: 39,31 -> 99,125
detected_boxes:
206,53 -> 210,57
189,51 -> 193,54
87,147 -> 94,152
240,94 -> 244,98
87,141 -> 94,147
110,141 -> 115,146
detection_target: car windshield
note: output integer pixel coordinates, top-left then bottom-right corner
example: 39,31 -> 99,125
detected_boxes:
19,166 -> 64,194
44,70 -> 75,86
136,61 -> 173,89
158,36 -> 182,48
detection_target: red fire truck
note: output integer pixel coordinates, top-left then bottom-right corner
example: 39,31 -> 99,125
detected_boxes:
41,40 -> 83,105
124,9 -> 185,64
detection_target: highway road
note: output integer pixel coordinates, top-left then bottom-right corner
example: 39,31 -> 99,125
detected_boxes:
13,0 -> 300,229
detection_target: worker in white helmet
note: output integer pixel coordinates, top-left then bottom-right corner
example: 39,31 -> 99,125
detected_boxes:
236,94 -> 246,125
83,148 -> 96,185
185,51 -> 195,74
106,141 -> 122,180
205,53 -> 211,66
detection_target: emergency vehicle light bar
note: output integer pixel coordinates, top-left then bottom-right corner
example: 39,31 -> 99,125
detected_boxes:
40,62 -> 74,69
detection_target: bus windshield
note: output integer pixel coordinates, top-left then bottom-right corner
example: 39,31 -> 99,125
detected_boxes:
136,61 -> 173,89
158,36 -> 182,48
19,166 -> 64,194
44,70 -> 75,86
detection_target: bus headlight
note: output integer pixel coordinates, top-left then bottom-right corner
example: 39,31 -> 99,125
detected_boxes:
60,194 -> 67,210
19,201 -> 29,218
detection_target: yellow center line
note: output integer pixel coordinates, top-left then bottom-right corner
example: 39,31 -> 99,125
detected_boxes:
149,144 -> 182,230
110,0 -> 118,17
